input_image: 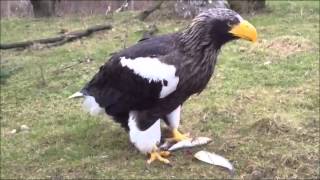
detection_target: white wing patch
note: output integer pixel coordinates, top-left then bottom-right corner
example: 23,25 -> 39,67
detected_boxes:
120,56 -> 179,98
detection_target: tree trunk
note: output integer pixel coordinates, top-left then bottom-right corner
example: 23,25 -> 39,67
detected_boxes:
228,0 -> 265,13
173,0 -> 229,19
253,0 -> 266,10
137,0 -> 164,21
30,0 -> 57,17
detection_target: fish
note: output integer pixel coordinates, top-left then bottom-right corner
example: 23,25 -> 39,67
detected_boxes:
194,150 -> 234,173
160,137 -> 212,151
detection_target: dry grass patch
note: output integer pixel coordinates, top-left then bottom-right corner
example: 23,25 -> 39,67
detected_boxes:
265,36 -> 317,57
240,35 -> 317,61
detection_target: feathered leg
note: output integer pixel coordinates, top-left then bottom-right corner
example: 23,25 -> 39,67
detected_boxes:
165,105 -> 191,142
128,111 -> 170,164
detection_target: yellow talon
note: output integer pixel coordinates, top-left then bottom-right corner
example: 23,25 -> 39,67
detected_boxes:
159,151 -> 171,157
167,128 -> 191,142
147,147 -> 171,164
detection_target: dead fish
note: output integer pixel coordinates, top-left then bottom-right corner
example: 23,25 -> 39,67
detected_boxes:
194,150 -> 234,173
159,141 -> 172,150
167,137 -> 212,151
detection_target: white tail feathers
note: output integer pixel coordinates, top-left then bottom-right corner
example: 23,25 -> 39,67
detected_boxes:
82,96 -> 104,116
68,92 -> 84,99
69,92 -> 104,116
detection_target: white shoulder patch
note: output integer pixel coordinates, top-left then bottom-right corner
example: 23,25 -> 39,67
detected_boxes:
120,56 -> 179,98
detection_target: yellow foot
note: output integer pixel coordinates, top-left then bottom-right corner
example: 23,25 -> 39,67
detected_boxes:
166,128 -> 191,142
147,150 -> 171,164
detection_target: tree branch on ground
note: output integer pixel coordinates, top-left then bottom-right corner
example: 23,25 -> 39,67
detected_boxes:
0,24 -> 112,50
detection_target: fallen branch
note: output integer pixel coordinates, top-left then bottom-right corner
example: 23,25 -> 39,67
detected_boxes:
137,1 -> 164,21
0,24 -> 112,50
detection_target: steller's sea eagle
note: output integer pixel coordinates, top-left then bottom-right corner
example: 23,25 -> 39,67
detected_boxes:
70,8 -> 257,164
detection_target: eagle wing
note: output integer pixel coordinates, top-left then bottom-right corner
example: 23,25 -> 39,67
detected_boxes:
82,34 -> 178,118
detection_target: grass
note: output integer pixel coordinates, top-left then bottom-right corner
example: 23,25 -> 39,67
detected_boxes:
1,1 -> 319,179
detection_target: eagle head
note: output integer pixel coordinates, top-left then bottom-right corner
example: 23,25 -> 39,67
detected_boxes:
182,8 -> 257,50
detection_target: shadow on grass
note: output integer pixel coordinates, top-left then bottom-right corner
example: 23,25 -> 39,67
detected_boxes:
0,66 -> 23,84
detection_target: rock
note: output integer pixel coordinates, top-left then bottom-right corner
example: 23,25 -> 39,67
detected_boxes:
263,61 -> 271,65
251,170 -> 264,180
9,129 -> 17,134
239,46 -> 247,52
20,124 -> 30,131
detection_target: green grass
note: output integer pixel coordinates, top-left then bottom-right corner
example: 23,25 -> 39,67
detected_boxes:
1,1 -> 319,179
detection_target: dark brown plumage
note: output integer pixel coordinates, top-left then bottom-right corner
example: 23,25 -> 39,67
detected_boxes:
82,9 -> 245,129
72,8 -> 257,163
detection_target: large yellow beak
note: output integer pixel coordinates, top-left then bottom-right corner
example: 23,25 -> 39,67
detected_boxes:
229,20 -> 257,42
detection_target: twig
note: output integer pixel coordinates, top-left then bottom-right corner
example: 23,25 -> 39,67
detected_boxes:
51,59 -> 87,74
38,64 -> 47,86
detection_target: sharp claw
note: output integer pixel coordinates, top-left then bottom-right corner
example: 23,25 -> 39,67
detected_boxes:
147,158 -> 154,164
160,151 -> 171,157
169,129 -> 191,142
159,157 -> 170,164
147,150 -> 171,164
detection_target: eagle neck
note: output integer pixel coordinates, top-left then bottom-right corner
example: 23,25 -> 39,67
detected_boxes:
183,39 -> 220,70
177,22 -> 223,59
201,44 -> 219,68
178,27 -> 211,56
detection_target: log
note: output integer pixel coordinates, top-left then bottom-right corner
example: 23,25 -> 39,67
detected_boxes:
137,0 -> 164,21
0,24 -> 112,50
